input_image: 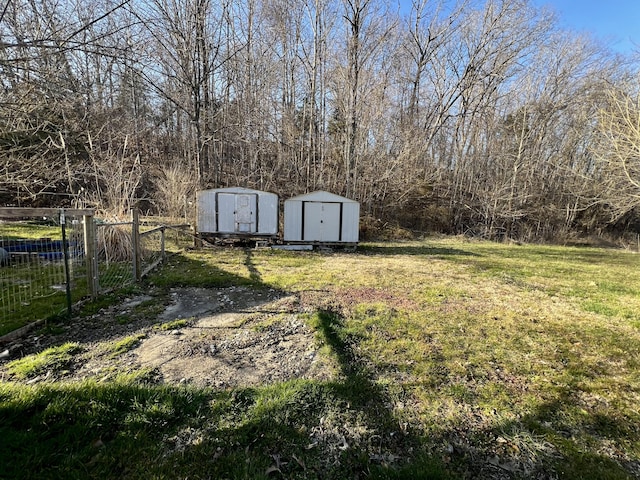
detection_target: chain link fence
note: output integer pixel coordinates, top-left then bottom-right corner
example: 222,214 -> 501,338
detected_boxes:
139,223 -> 194,277
96,221 -> 135,291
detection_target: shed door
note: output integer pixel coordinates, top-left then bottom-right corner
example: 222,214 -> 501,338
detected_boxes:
303,202 -> 341,242
197,192 -> 217,233
218,193 -> 257,233
235,194 -> 257,233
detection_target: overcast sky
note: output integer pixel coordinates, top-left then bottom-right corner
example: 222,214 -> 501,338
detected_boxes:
531,0 -> 640,53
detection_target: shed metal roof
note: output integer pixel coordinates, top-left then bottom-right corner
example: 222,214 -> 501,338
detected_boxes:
285,190 -> 358,203
198,187 -> 276,195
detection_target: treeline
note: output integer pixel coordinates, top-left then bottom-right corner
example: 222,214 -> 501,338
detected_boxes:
1,0 -> 639,240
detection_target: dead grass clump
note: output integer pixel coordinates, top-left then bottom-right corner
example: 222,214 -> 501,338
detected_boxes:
359,216 -> 415,241
98,223 -> 133,262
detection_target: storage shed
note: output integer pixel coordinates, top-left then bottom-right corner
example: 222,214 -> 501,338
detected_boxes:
197,187 -> 278,238
283,191 -> 360,244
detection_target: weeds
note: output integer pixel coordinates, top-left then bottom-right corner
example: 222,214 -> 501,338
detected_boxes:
156,318 -> 190,331
5,342 -> 82,379
97,222 -> 133,262
107,334 -> 146,358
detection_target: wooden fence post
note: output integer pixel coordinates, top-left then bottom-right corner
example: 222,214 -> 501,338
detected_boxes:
161,227 -> 166,260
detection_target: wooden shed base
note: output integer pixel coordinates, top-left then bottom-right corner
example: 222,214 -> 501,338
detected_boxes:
280,241 -> 358,252
196,233 -> 278,248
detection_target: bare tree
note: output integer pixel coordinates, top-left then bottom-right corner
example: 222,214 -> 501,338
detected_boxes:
0,0 -> 134,205
2,0 -> 636,242
595,76 -> 640,221
135,0 -> 233,187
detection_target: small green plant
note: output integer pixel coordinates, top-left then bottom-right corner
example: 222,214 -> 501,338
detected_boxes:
156,318 -> 189,331
251,313 -> 287,332
108,334 -> 146,357
77,286 -> 141,317
6,342 -> 82,379
132,299 -> 166,318
38,323 -> 67,336
116,313 -> 132,325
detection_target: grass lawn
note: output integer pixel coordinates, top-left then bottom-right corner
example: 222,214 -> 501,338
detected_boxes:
1,237 -> 639,479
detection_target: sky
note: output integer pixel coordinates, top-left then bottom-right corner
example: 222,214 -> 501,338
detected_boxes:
531,0 -> 640,54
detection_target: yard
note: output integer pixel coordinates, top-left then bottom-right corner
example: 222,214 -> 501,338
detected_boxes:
0,238 -> 639,479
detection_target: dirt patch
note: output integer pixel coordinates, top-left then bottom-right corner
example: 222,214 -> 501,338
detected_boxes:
0,286 -> 335,387
332,286 -> 420,313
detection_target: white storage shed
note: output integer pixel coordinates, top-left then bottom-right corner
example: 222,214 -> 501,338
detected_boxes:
197,187 -> 278,237
283,191 -> 360,244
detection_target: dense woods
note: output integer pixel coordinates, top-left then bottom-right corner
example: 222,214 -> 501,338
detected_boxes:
1,0 -> 639,241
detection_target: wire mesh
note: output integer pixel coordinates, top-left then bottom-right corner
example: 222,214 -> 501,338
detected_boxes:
0,214 -> 88,336
95,222 -> 134,291
164,225 -> 195,252
95,220 -> 192,289
140,227 -> 164,277
1,213 -> 193,337
139,224 -> 194,277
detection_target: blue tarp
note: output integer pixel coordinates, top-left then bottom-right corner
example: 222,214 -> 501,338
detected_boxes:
2,240 -> 83,260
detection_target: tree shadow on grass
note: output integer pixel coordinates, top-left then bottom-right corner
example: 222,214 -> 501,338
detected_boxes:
307,306 -> 640,480
244,247 -> 262,283
358,244 -> 479,258
3,303 -> 636,479
306,308 -> 452,479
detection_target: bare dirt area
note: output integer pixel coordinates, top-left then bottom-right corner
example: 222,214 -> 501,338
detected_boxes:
0,286 -> 336,387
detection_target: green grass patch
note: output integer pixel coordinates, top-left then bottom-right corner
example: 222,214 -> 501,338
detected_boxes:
156,318 -> 190,331
5,342 -> 83,379
446,240 -> 640,322
0,221 -> 60,240
107,334 -> 146,358
0,265 -> 88,336
148,249 -> 262,288
0,295 -> 68,337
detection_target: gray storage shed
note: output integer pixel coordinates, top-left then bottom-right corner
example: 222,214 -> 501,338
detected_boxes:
197,187 -> 278,237
283,191 -> 360,244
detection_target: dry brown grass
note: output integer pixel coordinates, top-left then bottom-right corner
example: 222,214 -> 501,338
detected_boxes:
97,223 -> 133,262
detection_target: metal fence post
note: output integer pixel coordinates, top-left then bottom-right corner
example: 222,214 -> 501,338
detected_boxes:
83,214 -> 99,297
60,209 -> 73,318
131,208 -> 141,282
